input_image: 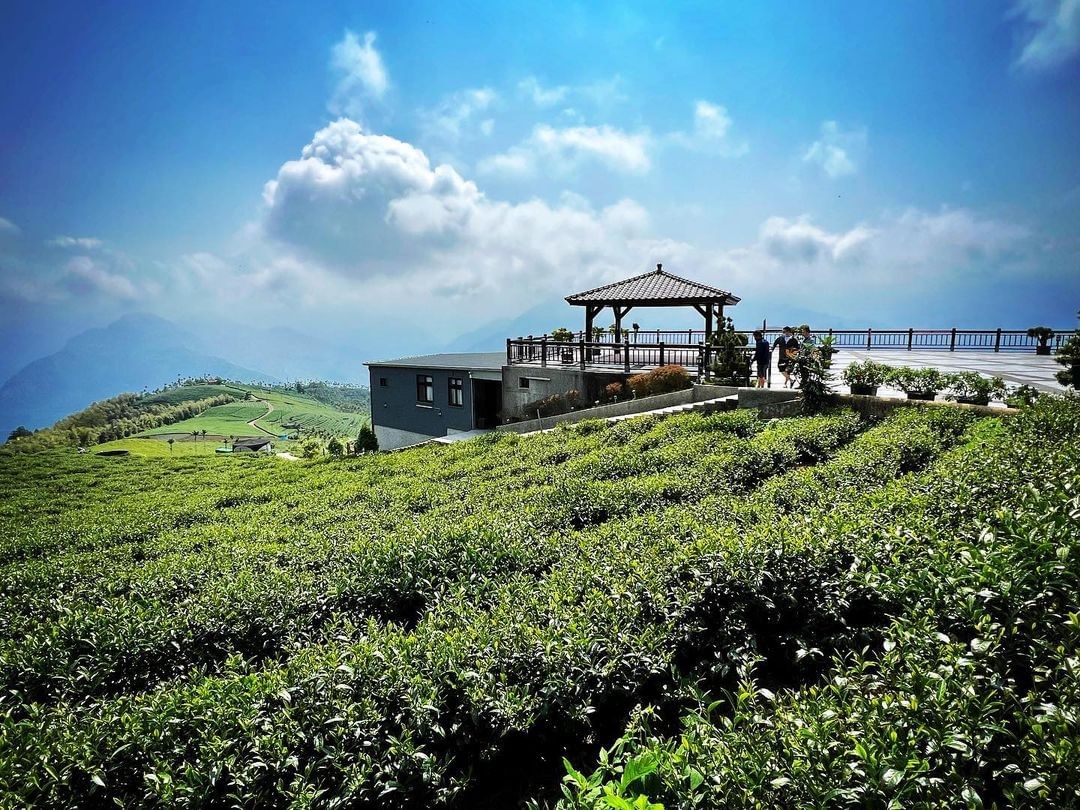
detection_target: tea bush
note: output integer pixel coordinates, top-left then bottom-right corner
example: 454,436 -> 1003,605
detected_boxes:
0,399 -> 1071,808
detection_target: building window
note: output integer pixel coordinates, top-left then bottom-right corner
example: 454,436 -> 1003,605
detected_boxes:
416,374 -> 433,403
448,377 -> 464,407
379,377 -> 388,387
519,377 -> 530,390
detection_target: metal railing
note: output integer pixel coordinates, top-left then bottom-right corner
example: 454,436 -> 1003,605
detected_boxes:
508,327 -> 1068,370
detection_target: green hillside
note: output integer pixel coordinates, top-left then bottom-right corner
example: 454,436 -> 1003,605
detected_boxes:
137,384 -> 368,439
0,400 -> 1076,807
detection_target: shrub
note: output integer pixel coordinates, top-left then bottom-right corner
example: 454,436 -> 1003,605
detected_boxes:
523,389 -> 582,418
550,327 -> 575,342
354,425 -> 379,453
887,366 -> 943,395
941,371 -> 1006,404
602,382 -> 624,402
327,437 -> 344,457
841,360 -> 891,388
627,365 -> 692,398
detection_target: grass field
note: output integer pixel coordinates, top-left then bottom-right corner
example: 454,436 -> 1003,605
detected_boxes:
136,385 -> 368,439
1,400 -> 1076,806
91,437 -> 232,457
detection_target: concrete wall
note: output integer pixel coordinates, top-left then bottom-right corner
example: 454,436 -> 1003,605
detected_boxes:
832,393 -> 1016,420
501,365 -> 627,418
373,424 -> 439,451
497,384 -> 741,434
369,366 -> 476,443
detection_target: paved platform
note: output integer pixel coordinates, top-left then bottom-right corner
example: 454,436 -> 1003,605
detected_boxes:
769,350 -> 1067,396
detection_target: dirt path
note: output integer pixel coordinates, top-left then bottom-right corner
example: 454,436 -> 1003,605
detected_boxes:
248,398 -> 278,437
276,451 -> 300,461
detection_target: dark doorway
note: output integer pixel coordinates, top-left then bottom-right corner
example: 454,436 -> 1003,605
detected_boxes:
473,379 -> 502,429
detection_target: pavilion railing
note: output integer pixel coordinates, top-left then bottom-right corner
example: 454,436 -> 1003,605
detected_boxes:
507,327 -> 1069,369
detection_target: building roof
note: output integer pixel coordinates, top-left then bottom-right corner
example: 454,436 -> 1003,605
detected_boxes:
233,437 -> 273,448
566,264 -> 740,306
365,351 -> 506,371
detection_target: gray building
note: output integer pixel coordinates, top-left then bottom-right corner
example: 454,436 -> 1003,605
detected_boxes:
365,353 -> 505,449
366,266 -> 743,449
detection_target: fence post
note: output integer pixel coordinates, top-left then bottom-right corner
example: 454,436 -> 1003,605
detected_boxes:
907,328 -> 913,351
579,339 -> 586,370
950,327 -> 956,352
540,337 -> 547,368
866,328 -> 872,351
994,328 -> 1001,353
623,335 -> 631,372
659,341 -> 665,366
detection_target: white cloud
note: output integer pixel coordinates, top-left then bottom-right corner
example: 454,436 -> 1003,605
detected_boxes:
518,76 -> 568,107
802,120 -> 868,178
759,216 -> 875,263
61,256 -> 139,300
666,100 -> 749,156
48,235 -> 104,250
257,118 -> 658,310
1013,0 -> 1080,71
419,87 -> 497,143
517,75 -> 627,110
478,123 -> 651,176
328,30 -> 389,118
0,216 -> 20,236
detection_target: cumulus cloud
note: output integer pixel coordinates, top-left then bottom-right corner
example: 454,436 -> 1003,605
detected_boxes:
1012,0 -> 1080,71
48,235 -> 104,250
257,118 -> 662,316
328,30 -> 389,118
803,120 -> 868,178
478,124 -> 651,176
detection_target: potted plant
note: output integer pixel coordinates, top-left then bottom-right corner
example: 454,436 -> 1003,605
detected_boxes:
942,371 -> 1006,406
887,366 -> 943,401
551,327 -> 575,363
708,317 -> 752,386
841,360 -> 891,396
589,326 -> 604,359
1027,326 -> 1055,355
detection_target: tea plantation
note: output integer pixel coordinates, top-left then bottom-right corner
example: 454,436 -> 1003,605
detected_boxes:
0,399 -> 1076,807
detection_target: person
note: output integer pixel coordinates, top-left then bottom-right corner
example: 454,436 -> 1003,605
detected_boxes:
800,324 -> 816,348
774,326 -> 798,387
753,330 -> 771,388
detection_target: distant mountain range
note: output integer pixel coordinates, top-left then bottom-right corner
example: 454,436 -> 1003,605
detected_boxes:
0,313 -> 366,436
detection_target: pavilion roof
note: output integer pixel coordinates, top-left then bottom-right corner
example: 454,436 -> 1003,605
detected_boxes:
565,264 -> 740,307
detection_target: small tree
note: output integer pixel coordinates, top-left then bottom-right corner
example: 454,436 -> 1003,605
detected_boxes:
1054,310 -> 1080,389
167,438 -> 175,453
6,426 -> 32,442
355,425 -> 379,453
792,344 -> 833,414
327,437 -> 344,457
708,317 -> 751,384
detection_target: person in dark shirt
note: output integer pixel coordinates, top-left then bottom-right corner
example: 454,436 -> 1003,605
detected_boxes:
773,326 -> 798,388
753,330 -> 771,388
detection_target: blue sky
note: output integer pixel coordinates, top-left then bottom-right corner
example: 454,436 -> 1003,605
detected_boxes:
1,0 -> 1078,370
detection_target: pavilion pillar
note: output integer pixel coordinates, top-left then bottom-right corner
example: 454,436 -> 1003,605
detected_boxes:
584,305 -> 600,341
705,305 -> 714,344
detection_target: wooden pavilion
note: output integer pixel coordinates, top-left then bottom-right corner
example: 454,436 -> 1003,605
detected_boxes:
566,263 -> 740,344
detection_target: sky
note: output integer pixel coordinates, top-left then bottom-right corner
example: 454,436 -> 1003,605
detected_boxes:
1,0 -> 1078,371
